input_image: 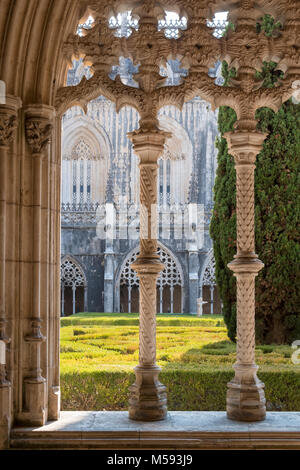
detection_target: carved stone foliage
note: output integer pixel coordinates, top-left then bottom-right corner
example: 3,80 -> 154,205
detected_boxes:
0,112 -> 17,147
25,118 -> 53,154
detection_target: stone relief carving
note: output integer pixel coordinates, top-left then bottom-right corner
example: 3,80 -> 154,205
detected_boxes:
0,113 -> 18,146
25,119 -> 53,154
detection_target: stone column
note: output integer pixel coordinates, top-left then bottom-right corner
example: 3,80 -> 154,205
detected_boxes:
188,251 -> 199,315
72,285 -> 76,315
128,128 -> 169,421
170,285 -> 174,314
20,105 -> 53,426
0,102 -> 18,448
128,285 -> 132,313
210,285 -> 214,315
47,113 -> 61,421
225,130 -> 267,422
103,249 -> 115,313
84,286 -> 88,312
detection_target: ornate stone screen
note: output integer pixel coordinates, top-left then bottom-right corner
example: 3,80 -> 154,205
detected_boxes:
120,246 -> 183,313
199,251 -> 221,315
60,258 -> 87,315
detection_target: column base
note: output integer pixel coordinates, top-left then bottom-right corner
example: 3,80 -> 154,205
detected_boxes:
18,378 -> 47,426
129,365 -> 167,421
0,383 -> 11,449
48,385 -> 60,421
226,364 -> 266,422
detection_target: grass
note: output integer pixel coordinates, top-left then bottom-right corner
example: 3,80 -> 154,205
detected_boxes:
60,312 -> 300,411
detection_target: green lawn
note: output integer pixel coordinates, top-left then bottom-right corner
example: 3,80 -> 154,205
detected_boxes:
60,313 -> 300,411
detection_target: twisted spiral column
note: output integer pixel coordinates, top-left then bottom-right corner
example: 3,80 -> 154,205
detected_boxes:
128,127 -> 169,421
225,129 -> 267,422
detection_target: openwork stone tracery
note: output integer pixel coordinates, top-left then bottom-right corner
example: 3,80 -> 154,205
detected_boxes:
56,0 -> 300,422
199,250 -> 219,315
120,245 -> 183,314
61,258 -> 87,316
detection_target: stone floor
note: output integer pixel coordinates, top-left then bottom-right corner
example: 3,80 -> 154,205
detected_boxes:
10,411 -> 300,449
12,411 -> 300,432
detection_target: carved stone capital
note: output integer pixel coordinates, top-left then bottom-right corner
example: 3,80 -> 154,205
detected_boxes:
224,130 -> 267,166
24,105 -> 55,155
25,118 -> 53,154
228,257 -> 264,275
128,128 -> 171,164
0,108 -> 18,148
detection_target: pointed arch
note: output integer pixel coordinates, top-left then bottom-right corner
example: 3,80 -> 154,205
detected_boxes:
200,249 -> 216,288
116,242 -> 184,314
60,256 -> 88,316
157,114 -> 193,204
61,255 -> 87,288
198,249 -> 222,315
61,114 -> 112,205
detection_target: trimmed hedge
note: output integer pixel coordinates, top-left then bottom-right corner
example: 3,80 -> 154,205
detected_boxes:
61,368 -> 300,412
61,315 -> 224,328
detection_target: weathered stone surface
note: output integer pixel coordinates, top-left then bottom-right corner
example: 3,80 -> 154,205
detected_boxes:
10,411 -> 300,449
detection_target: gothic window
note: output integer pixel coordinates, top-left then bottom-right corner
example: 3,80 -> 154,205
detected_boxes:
200,252 -> 221,315
202,255 -> 216,287
120,246 -> 183,314
61,258 -> 85,288
158,156 -> 175,205
71,139 -> 95,160
68,138 -> 100,205
61,258 -> 86,316
156,114 -> 192,205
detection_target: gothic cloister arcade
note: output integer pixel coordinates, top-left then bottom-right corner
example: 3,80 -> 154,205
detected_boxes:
0,0 -> 300,450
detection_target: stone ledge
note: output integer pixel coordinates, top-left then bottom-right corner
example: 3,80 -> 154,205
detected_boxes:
10,411 -> 300,450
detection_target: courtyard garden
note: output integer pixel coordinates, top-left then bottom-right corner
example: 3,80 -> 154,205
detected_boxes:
60,313 -> 300,412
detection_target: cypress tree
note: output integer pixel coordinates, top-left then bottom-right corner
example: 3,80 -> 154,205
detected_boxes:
210,61 -> 300,344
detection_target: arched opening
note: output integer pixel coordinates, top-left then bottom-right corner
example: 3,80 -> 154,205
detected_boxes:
60,257 -> 87,316
199,250 -> 222,315
119,244 -> 184,314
